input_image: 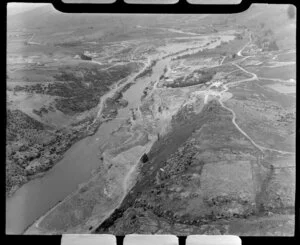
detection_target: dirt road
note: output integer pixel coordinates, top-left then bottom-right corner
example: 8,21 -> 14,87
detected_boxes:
218,34 -> 294,155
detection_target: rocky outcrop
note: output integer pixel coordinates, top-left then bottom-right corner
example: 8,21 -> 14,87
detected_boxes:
80,53 -> 92,61
140,153 -> 149,163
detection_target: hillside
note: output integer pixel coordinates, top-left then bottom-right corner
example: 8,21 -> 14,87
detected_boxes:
7,4 -> 295,49
6,3 -> 295,235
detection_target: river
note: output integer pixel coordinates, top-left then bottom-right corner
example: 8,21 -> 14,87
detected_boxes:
6,34 -> 234,234
6,55 -> 170,234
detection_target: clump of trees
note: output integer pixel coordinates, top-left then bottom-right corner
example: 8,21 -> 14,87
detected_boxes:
16,64 -> 136,115
253,27 -> 280,52
166,69 -> 216,88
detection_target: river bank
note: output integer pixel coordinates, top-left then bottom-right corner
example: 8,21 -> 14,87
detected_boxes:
6,58 -> 151,234
7,33 -> 237,234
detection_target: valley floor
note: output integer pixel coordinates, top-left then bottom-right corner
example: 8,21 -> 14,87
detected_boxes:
6,14 -> 295,235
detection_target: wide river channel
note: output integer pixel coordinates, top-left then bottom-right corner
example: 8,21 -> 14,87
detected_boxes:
6,56 -> 171,234
6,34 -> 233,234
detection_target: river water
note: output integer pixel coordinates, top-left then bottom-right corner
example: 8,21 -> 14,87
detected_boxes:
5,56 -> 170,234
6,34 -> 233,234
